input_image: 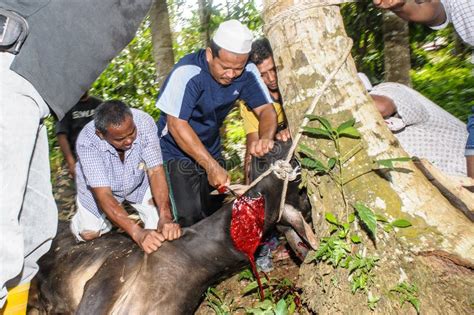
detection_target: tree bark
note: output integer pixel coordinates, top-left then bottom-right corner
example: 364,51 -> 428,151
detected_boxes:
383,11 -> 411,85
149,0 -> 175,87
263,1 -> 473,314
198,0 -> 212,47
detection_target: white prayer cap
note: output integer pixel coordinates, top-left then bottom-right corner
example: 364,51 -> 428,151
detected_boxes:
213,20 -> 253,54
357,72 -> 373,91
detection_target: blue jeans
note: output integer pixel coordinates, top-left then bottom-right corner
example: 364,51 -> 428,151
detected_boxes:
0,53 -> 57,307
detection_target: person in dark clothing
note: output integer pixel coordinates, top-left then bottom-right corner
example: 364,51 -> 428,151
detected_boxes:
56,91 -> 102,178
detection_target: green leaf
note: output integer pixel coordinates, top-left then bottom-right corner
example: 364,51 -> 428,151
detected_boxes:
305,115 -> 333,132
408,297 -> 421,314
348,213 -> 356,223
238,268 -> 254,281
383,224 -> 394,233
327,157 -> 337,170
336,118 -> 356,133
338,126 -> 361,138
351,234 -> 362,244
375,157 -> 411,169
375,214 -> 388,223
275,299 -> 288,315
348,259 -> 360,273
391,219 -> 412,228
242,281 -> 259,295
300,157 -> 327,172
298,143 -> 317,157
325,213 -> 339,225
302,126 -> 331,138
354,203 -> 377,238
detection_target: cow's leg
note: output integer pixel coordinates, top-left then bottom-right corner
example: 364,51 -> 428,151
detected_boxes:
76,247 -> 143,314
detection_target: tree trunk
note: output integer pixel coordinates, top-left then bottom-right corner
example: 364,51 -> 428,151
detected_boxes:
263,1 -> 473,314
149,0 -> 175,87
198,0 -> 212,47
383,11 -> 411,85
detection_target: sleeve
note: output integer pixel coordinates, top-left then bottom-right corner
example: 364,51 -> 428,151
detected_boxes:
239,100 -> 259,135
55,115 -> 69,135
240,63 -> 273,110
371,84 -> 429,126
76,142 -> 110,188
155,65 -> 202,121
430,0 -> 450,30
273,102 -> 286,125
138,112 -> 163,169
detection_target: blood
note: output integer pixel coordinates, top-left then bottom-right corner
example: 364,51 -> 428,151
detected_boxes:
230,195 -> 266,300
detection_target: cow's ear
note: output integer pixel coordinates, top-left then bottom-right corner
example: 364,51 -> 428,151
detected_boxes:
281,204 -> 319,250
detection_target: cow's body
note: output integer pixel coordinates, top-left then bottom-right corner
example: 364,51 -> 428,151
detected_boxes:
33,141 -> 314,314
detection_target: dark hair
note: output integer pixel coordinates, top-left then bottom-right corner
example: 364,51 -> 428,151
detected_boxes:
209,39 -> 221,58
250,38 -> 273,65
94,100 -> 132,134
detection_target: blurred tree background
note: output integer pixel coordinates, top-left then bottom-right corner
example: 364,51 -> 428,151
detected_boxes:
47,0 -> 473,181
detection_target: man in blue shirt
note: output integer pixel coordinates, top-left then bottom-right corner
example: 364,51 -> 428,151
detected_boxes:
156,20 -> 278,227
72,101 -> 181,254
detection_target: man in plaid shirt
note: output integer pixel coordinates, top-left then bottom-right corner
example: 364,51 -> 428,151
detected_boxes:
374,0 -> 474,178
71,100 -> 181,254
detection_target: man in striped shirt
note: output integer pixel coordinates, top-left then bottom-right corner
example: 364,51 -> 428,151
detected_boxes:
71,101 -> 181,254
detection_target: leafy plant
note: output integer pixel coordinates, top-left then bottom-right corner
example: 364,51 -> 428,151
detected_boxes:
390,281 -> 421,314
239,269 -> 301,315
204,287 -> 238,315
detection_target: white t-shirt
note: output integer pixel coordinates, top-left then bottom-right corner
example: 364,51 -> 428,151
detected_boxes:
431,0 -> 474,46
370,83 -> 468,177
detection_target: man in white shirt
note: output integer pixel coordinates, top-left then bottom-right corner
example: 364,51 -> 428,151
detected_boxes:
373,0 -> 474,178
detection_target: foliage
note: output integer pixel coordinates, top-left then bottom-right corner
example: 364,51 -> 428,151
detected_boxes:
390,281 -> 421,314
90,18 -> 160,119
205,287 -> 239,315
203,269 -> 303,315
239,269 -> 302,315
341,1 -> 384,84
411,47 -> 474,122
301,116 -> 413,310
341,1 -> 471,123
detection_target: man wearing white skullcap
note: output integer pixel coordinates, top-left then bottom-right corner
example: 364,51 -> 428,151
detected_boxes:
155,20 -> 278,227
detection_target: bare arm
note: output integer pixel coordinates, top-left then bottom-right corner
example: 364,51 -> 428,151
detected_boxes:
57,133 -> 76,177
373,0 -> 446,26
167,116 -> 230,188
244,132 -> 259,184
250,103 -> 277,156
371,94 -> 397,118
92,187 -> 165,254
147,165 -> 182,240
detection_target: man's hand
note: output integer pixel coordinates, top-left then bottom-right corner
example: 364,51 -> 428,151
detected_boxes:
158,217 -> 182,240
207,163 -> 230,189
275,128 -> 291,142
373,0 -> 406,10
249,138 -> 274,157
132,228 -> 166,254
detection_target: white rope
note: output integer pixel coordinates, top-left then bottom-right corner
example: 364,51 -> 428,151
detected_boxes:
275,39 -> 353,222
265,0 -> 356,32
244,40 -> 353,222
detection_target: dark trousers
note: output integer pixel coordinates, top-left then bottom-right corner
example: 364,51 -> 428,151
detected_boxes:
165,159 -> 225,227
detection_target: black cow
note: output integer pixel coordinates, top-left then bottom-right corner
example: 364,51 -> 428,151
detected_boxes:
31,141 -> 317,314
